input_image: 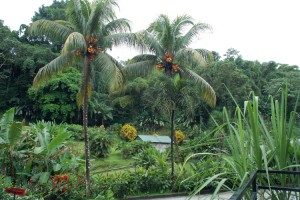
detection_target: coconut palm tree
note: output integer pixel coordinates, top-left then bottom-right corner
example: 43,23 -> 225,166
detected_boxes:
124,14 -> 216,191
29,0 -> 138,197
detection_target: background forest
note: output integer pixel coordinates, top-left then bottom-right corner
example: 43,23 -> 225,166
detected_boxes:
0,0 -> 300,199
0,1 -> 299,128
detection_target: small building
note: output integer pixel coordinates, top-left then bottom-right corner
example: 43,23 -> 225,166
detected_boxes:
136,135 -> 171,152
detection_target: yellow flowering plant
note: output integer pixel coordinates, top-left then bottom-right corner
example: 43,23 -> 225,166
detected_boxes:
120,124 -> 137,141
175,130 -> 185,144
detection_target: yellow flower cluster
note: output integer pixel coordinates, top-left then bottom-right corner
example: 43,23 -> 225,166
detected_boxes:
175,130 -> 185,144
120,124 -> 137,141
152,133 -> 159,136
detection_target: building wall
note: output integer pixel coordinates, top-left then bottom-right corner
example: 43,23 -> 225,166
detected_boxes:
153,143 -> 170,152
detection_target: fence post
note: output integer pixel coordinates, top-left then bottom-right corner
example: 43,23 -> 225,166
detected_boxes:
251,171 -> 257,200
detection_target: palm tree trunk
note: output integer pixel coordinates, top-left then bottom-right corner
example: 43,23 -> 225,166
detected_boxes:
170,109 -> 175,192
83,56 -> 91,198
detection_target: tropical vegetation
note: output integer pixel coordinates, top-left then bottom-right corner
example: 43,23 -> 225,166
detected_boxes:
0,0 -> 299,199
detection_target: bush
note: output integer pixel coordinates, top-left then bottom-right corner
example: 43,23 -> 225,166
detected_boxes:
119,140 -> 153,159
93,167 -> 172,198
63,124 -> 84,140
90,128 -> 114,158
108,123 -> 122,135
133,148 -> 160,170
120,124 -> 137,141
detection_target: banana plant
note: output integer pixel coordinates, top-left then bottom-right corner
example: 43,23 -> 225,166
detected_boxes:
0,108 -> 24,184
30,122 -> 71,184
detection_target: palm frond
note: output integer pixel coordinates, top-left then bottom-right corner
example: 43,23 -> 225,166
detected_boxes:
172,15 -> 194,37
181,68 -> 216,107
73,0 -> 88,33
175,48 -> 207,67
54,20 -> 77,31
33,55 -> 75,87
171,15 -> 194,51
147,14 -> 174,51
128,54 -> 157,63
87,0 -> 118,34
195,49 -> 215,63
29,19 -> 73,42
142,31 -> 165,56
123,56 -> 157,78
147,14 -> 170,37
179,22 -> 212,48
103,32 -> 145,51
92,52 -> 125,92
103,18 -> 131,35
61,32 -> 87,56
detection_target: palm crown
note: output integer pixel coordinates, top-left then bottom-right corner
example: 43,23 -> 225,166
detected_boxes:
29,0 -> 136,97
124,14 -> 216,107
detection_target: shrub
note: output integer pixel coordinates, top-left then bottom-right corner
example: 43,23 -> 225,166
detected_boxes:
119,140 -> 153,159
63,124 -> 84,140
90,128 -> 114,158
175,130 -> 185,144
133,148 -> 160,170
108,123 -> 122,135
120,124 -> 137,141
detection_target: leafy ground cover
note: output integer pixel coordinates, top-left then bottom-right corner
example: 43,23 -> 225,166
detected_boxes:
92,147 -> 135,173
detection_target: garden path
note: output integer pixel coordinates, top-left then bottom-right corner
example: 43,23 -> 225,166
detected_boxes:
140,191 -> 233,200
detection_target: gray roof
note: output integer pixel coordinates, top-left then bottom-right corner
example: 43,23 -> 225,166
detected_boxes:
136,135 -> 171,144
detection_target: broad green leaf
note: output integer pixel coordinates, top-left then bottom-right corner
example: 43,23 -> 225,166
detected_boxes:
210,178 -> 227,200
34,147 -> 46,155
4,176 -> 11,185
53,163 -> 62,172
0,108 -> 14,128
39,172 -> 50,184
48,132 -> 71,153
25,160 -> 32,174
0,108 -> 15,142
8,122 -> 22,146
189,173 -> 225,199
0,138 -> 7,144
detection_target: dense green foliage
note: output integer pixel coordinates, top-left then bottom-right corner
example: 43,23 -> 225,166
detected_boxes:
89,128 -> 114,158
28,68 -> 82,123
118,140 -> 153,159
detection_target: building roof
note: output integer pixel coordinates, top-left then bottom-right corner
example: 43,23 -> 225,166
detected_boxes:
136,135 -> 171,144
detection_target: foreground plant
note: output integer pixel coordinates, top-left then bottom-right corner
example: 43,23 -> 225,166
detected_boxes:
180,86 -> 299,199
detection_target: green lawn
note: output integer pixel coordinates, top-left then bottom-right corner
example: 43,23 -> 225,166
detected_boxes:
91,146 -> 135,174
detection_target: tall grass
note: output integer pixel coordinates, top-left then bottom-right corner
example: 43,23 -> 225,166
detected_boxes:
182,86 -> 299,199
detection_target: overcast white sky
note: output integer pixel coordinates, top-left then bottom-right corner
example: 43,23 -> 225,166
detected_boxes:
0,0 -> 299,66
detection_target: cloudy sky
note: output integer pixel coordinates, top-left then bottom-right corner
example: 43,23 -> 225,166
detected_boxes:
0,0 -> 299,66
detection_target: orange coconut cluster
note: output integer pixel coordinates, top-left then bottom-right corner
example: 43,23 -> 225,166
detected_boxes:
75,35 -> 102,61
172,64 -> 179,72
157,63 -> 164,70
162,52 -> 173,62
157,52 -> 179,72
